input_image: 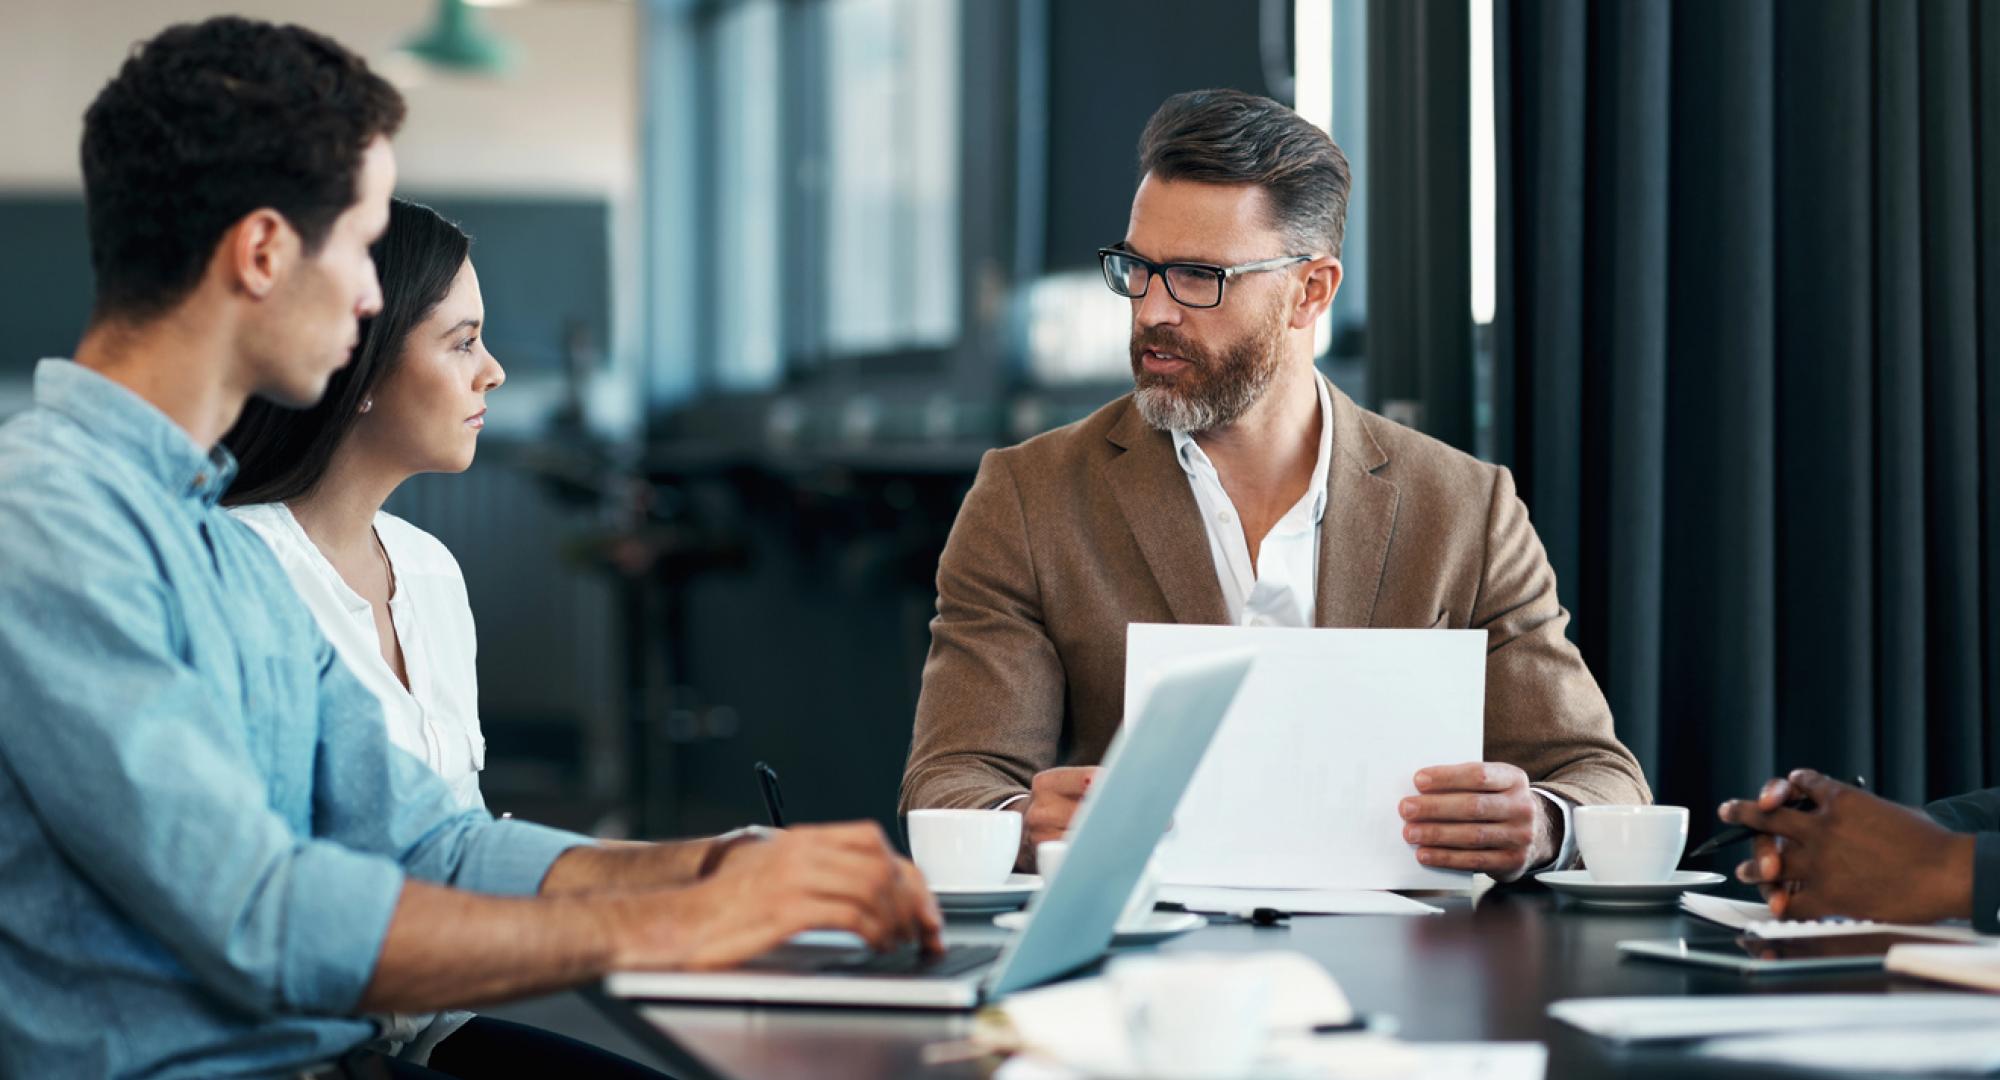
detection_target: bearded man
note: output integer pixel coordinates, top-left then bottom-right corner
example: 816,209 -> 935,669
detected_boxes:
898,89 -> 1648,880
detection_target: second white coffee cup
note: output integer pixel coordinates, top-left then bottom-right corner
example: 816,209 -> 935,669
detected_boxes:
907,809 -> 1021,889
1038,839 -> 1160,930
1574,804 -> 1688,883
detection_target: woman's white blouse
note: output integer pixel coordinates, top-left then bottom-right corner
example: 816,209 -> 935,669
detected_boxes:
230,503 -> 487,810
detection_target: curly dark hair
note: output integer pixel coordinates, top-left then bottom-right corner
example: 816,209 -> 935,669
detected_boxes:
1138,89 -> 1351,259
80,16 -> 406,322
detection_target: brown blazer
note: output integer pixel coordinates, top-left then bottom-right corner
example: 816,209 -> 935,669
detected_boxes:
899,379 -> 1650,815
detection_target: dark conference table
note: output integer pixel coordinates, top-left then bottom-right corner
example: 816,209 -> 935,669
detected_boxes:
589,887 -> 1956,1080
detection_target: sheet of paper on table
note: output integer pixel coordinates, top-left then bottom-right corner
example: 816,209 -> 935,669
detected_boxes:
1124,624 -> 1486,891
1695,1025 -> 2000,1075
994,1040 -> 1548,1080
1158,884 -> 1443,916
1547,994 -> 2000,1044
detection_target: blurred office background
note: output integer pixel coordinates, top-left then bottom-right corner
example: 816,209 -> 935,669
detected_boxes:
3,0 -> 1999,857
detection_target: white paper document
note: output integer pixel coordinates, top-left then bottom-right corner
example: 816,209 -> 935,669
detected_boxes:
1125,624 -> 1486,891
995,1040 -> 1546,1080
1158,884 -> 1443,916
1547,994 -> 2000,1044
1697,1027 -> 2000,1075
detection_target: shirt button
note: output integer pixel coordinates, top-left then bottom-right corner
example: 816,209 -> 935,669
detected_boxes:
1217,510 -> 1233,525
193,472 -> 207,488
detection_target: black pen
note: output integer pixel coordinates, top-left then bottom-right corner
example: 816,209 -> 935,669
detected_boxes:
1687,774 -> 1867,858
753,761 -> 787,828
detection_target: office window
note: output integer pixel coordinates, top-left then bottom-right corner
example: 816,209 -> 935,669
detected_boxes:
821,0 -> 960,356
646,0 -> 964,400
1021,0 -> 1368,386
709,0 -> 785,390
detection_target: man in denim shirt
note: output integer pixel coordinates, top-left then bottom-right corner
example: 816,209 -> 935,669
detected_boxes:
0,19 -> 938,1079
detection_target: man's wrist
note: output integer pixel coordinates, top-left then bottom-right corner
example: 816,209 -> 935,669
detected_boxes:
698,825 -> 778,878
1933,832 -> 1979,924
1527,788 -> 1574,872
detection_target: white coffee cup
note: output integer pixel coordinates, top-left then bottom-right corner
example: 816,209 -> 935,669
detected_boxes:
1575,805 -> 1688,883
906,809 -> 1021,889
1037,839 -> 1160,931
1108,954 -> 1272,1079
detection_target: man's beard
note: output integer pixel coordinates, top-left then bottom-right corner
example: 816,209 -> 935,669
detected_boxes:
1129,312 -> 1285,435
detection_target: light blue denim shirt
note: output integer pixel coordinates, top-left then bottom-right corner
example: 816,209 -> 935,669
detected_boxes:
0,360 -> 589,1078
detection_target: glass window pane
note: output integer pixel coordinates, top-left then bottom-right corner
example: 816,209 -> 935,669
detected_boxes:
712,0 -> 784,390
822,0 -> 961,355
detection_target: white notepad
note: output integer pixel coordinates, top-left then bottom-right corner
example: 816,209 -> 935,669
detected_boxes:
1679,892 -> 1991,943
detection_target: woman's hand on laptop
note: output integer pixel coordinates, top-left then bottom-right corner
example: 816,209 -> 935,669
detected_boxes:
608,822 -> 943,971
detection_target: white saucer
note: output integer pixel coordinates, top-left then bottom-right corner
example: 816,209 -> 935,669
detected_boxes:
932,873 -> 1042,912
992,909 -> 1208,945
1536,869 -> 1726,908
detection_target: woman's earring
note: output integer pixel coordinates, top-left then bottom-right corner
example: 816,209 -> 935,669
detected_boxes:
359,398 -> 373,414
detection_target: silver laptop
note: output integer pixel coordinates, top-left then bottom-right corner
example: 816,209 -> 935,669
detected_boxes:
604,650 -> 1253,1010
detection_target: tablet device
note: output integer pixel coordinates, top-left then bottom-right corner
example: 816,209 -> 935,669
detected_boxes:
1618,932 -> 1949,975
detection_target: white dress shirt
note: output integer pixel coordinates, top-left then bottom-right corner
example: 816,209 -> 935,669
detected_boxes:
1170,375 -> 1335,629
231,504 -> 488,812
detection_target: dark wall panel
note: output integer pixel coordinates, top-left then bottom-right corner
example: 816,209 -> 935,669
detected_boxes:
0,194 -> 609,379
1041,1 -> 1272,271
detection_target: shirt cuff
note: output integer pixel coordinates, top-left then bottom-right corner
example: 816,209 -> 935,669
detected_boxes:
285,842 -> 407,1013
993,793 -> 1030,811
451,819 -> 594,896
1529,787 -> 1578,873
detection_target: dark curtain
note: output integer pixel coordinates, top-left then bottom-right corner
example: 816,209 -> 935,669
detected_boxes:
1494,0 -> 2000,837
1367,0 -> 1476,450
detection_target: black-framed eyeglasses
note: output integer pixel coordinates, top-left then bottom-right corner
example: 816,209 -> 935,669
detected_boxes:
1097,246 -> 1315,309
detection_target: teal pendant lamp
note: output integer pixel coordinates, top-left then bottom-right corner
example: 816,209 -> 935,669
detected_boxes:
404,0 -> 517,75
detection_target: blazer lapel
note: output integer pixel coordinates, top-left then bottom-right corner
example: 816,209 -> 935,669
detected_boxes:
1101,400 -> 1231,626
1315,380 -> 1400,628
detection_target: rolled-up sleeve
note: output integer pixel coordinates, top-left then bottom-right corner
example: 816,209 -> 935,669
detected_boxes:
309,647 -> 591,897
0,498 -> 407,1017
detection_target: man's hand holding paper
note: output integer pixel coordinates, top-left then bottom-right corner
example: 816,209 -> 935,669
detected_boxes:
1400,762 -> 1558,882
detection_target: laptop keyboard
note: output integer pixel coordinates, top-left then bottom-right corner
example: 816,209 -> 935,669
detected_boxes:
744,943 -> 1003,979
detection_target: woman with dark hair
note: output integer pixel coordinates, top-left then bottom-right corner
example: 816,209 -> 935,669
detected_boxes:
224,201 -> 677,1079
223,199 -> 505,1066
226,197 -> 499,815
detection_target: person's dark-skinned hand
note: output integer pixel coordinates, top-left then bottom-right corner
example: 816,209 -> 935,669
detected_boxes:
1718,769 -> 1975,923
